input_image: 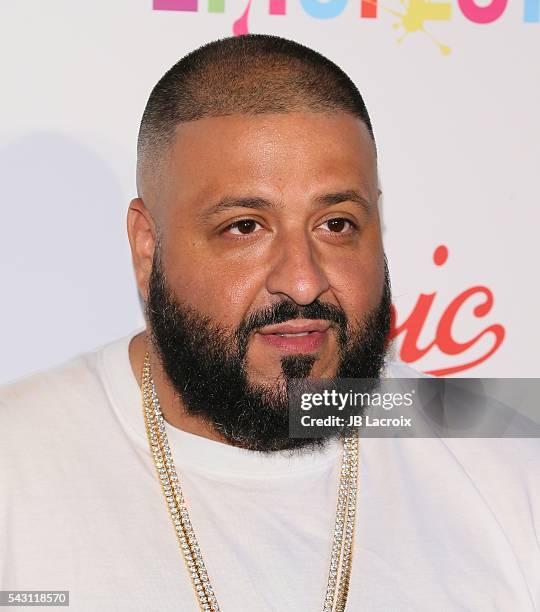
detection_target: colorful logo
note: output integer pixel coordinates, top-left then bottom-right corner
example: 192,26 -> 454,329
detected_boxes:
153,0 -> 538,55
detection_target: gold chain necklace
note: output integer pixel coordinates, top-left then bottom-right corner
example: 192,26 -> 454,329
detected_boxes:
141,352 -> 359,612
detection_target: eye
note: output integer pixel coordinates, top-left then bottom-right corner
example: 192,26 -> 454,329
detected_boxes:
319,217 -> 357,234
226,219 -> 263,235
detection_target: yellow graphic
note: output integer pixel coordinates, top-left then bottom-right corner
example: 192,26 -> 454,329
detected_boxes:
386,0 -> 452,54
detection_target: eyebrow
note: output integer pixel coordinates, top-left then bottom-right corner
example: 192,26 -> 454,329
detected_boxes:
200,196 -> 277,222
314,190 -> 371,213
200,190 -> 371,221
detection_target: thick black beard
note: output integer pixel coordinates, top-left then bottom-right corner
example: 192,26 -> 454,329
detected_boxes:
145,250 -> 392,452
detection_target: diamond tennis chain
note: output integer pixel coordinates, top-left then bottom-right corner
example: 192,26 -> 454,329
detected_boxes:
141,352 -> 359,612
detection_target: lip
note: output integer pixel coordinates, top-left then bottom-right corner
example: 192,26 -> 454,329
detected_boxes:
255,319 -> 332,353
257,320 -> 332,336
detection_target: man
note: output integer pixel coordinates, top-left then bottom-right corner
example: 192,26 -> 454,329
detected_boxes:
1,34 -> 538,611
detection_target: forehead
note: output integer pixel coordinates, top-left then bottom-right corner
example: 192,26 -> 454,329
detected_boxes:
160,112 -> 378,212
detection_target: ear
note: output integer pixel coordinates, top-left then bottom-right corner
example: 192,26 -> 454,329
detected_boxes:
127,198 -> 156,301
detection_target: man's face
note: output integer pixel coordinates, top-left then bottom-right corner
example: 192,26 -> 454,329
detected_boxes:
151,112 -> 386,386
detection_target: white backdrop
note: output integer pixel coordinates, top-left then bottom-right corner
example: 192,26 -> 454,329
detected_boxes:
1,0 -> 538,383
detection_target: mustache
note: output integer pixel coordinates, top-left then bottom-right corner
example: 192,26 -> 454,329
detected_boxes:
235,299 -> 348,356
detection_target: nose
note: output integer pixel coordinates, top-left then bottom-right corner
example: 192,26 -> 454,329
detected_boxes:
265,232 -> 330,305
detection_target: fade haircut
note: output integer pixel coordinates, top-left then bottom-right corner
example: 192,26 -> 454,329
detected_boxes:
136,34 -> 376,197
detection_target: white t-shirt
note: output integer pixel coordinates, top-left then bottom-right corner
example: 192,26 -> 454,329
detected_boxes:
1,332 -> 539,611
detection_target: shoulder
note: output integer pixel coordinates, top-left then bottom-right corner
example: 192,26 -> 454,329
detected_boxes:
441,436 -> 540,490
441,436 -> 540,582
0,353 -> 95,444
384,359 -> 430,379
0,351 -> 98,420
381,361 -> 540,507
0,333 -> 132,436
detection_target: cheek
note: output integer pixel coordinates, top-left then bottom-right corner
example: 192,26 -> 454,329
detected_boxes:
324,242 -> 384,319
162,240 -> 265,326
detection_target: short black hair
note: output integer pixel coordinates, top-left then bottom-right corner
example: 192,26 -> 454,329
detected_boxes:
137,34 -> 375,195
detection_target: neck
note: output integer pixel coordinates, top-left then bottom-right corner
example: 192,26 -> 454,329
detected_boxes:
129,330 -> 231,445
